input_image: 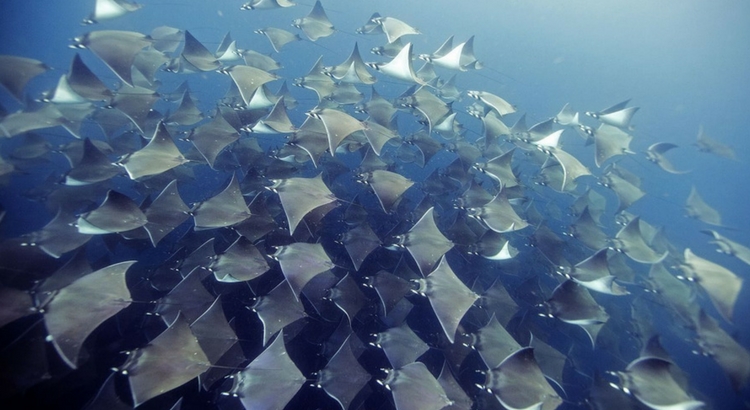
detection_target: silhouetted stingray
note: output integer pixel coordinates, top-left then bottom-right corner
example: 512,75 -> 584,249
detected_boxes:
209,236 -> 270,282
269,173 -> 337,234
390,207 -> 454,276
222,64 -> 279,106
251,279 -> 307,345
358,169 -> 414,213
120,121 -> 187,179
271,242 -> 334,297
678,248 -> 742,323
466,191 -> 528,233
76,190 -> 147,234
64,138 -> 120,185
71,30 -> 152,86
599,171 -> 644,213
480,347 -> 562,410
371,321 -> 429,369
470,313 -> 522,369
612,216 -> 667,264
366,43 -> 427,85
467,90 -> 516,116
567,206 -> 608,250
307,107 -> 366,154
142,180 -> 190,246
315,335 -> 371,410
420,35 -> 482,71
192,173 -> 252,229
181,31 -> 220,71
379,362 -> 452,410
586,100 -> 639,130
324,43 -> 377,84
684,186 -> 721,226
645,142 -> 690,174
187,112 -> 239,168
615,356 -> 704,410
365,271 -> 414,318
593,124 -> 633,167
547,280 -> 609,347
561,248 -> 628,295
293,0 -> 335,41
342,222 -> 382,271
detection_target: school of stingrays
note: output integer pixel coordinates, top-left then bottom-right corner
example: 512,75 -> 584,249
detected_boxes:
0,0 -> 747,409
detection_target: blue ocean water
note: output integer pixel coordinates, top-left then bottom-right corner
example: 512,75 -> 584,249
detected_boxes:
0,0 -> 749,409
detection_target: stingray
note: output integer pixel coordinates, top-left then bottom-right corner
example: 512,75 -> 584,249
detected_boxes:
227,333 -> 306,409
315,335 -> 371,410
356,86 -> 397,125
366,43 -> 427,85
39,260 -> 135,368
120,121 -> 187,179
108,85 -> 160,134
342,222 -> 382,271
292,0 -> 335,41
358,169 -> 414,213
470,313 -> 523,369
82,0 -> 142,24
255,27 -> 301,53
547,280 -> 609,347
469,230 -> 519,261
647,263 -> 701,328
18,209 -> 92,258
64,138 -> 120,185
271,242 -> 334,297
599,171 -> 644,213
365,270 -> 414,318
242,49 -> 283,72
192,173 -> 252,229
371,16 -> 421,44
397,86 -> 451,133
593,123 -> 633,167
323,43 -> 377,84
474,149 -> 518,188
695,310 -> 750,391
412,256 -> 479,343
379,362 -> 452,410
481,347 -> 562,410
645,142 -> 690,174
419,35 -> 482,71
0,104 -> 68,138
611,216 -> 667,264
370,38 -> 406,58
391,207 -> 454,276
554,103 -> 580,126
71,30 -> 152,87
189,295 -> 240,369
684,186 -> 721,226
76,190 -> 147,234
222,64 -> 279,106
360,119 -> 400,155
287,114 -> 330,167
561,248 -> 628,295
293,56 -> 337,101
269,173 -> 337,234
586,100 -> 639,130
678,248 -> 742,323
327,273 -> 368,324
241,0 -> 296,10
467,90 -> 516,116
466,192 -> 528,233
181,31 -> 221,72
372,321 -> 429,368
251,279 -> 307,345
0,55 -> 49,102
546,148 -> 592,192
615,356 -> 704,410
187,112 -> 239,168
702,229 -> 750,266
694,125 -> 736,160
567,206 -> 609,250
209,236 -> 270,282
166,89 -> 203,126
142,179 -> 190,246
306,107 -> 366,155
248,97 -> 295,134
122,313 -> 211,407
214,32 -> 241,63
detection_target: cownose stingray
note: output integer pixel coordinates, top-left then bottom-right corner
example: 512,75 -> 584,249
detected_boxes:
480,347 -> 563,410
268,173 -> 338,234
254,27 -> 301,53
465,191 -> 529,233
357,169 -> 414,213
119,121 -> 188,180
82,0 -> 142,24
142,179 -> 190,246
292,0 -> 335,41
611,216 -> 668,264
390,207 -> 454,276
378,362 -> 453,410
38,260 -> 135,369
678,248 -> 742,323
71,30 -> 152,87
412,256 -> 479,343
419,35 -> 482,71
469,313 -> 523,369
306,107 -> 366,155
366,43 -> 428,85
615,356 -> 704,410
593,123 -> 634,167
270,242 -> 335,298
369,16 -> 421,44
208,236 -> 270,282
221,64 -> 279,106
323,43 -> 377,84
599,171 -> 645,213
646,142 -> 690,174
473,149 -> 518,188
186,111 -> 239,168
546,280 -> 609,347
247,97 -> 295,134
585,100 -> 639,130
191,173 -> 252,230
18,209 -> 93,258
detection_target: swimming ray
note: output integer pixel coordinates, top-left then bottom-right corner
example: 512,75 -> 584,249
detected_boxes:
373,321 -> 428,368
120,121 -> 187,180
529,335 -> 567,395
593,123 -> 634,167
342,221 -> 382,271
471,313 -> 522,369
316,335 -> 371,410
413,256 -> 479,343
599,171 -> 645,213
615,356 -> 704,410
251,279 -> 307,345
209,236 -> 270,282
474,149 -> 518,188
76,190 -> 147,234
189,295 -> 239,366
612,216 -> 668,264
695,310 -> 750,391
466,191 -> 528,233
323,43 -> 377,84
358,169 -> 414,213
328,273 -> 368,324
694,125 -> 736,160
437,360 -> 473,410
269,173 -> 337,234
366,270 -> 414,318
702,229 -> 750,265
361,118 -> 400,155
241,0 -> 296,11
41,260 -> 135,369
0,55 -> 49,102
0,104 -> 67,138
186,112 -> 239,168
222,64 -> 279,106
271,242 -> 334,298
586,100 -> 639,129
646,263 -> 700,328
192,173 -> 252,229
678,248 -> 742,323
123,313 -> 211,407
397,86 -> 451,134
379,362 -> 452,410
181,31 -> 221,72
554,103 -> 580,127
64,138 -> 120,185
287,114 -> 329,167
292,0 -> 335,41
71,30 -> 152,87
248,97 -> 295,134
143,179 -> 190,246
547,280 -> 609,347
481,347 -> 562,410
684,186 -> 721,226
561,248 -> 628,295
242,49 -> 283,72
109,85 -> 160,134
420,35 -> 481,71
166,89 -> 203,126
366,43 -> 427,85
83,0 -> 142,24
373,16 -> 421,44
392,207 -> 454,276
307,107 -> 366,155
255,27 -> 301,53
467,90 -> 516,116
567,206 -> 608,250
646,142 -> 690,174
293,56 -> 337,101
18,208 -> 92,259
549,148 -> 592,192
150,26 -> 183,53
